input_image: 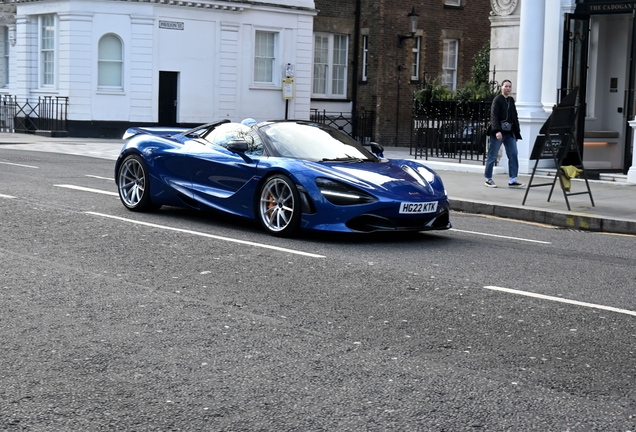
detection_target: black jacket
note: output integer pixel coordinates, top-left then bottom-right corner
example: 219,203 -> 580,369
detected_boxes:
487,94 -> 522,140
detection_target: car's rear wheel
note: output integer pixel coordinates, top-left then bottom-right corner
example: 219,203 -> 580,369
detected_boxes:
117,154 -> 160,211
257,174 -> 301,237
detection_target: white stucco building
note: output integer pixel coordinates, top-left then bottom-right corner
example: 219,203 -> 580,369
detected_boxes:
0,0 -> 316,137
489,0 -> 636,181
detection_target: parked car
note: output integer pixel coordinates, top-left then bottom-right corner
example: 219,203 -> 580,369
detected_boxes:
114,119 -> 451,237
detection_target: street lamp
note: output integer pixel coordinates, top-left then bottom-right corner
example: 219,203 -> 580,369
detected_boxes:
397,7 -> 420,46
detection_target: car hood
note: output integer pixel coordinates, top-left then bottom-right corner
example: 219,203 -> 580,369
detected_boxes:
302,159 -> 443,196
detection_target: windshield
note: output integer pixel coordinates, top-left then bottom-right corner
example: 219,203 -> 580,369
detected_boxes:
181,120 -> 231,138
261,122 -> 377,162
203,123 -> 263,155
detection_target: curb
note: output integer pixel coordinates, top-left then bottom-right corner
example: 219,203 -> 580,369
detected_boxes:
450,199 -> 636,235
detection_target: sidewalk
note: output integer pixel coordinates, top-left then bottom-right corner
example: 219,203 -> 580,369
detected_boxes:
382,147 -> 636,235
1,133 -> 635,235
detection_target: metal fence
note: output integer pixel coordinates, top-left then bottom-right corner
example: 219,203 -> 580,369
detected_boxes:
310,109 -> 375,144
412,100 -> 491,163
0,95 -> 68,134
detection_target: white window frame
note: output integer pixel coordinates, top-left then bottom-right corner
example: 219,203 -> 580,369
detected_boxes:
97,34 -> 124,90
312,32 -> 349,98
361,35 -> 368,82
445,0 -> 461,6
411,36 -> 421,81
442,38 -> 458,90
39,14 -> 56,88
253,30 -> 279,86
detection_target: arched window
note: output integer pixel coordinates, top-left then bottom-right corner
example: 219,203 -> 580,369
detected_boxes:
98,34 -> 123,88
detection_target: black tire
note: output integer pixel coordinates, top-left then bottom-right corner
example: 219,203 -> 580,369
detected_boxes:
257,174 -> 301,237
117,154 -> 160,211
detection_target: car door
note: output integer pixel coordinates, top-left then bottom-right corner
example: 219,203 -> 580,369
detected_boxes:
185,123 -> 261,215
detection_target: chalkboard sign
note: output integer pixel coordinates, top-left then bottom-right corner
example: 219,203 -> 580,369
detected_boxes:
531,105 -> 578,161
523,86 -> 594,210
530,134 -> 571,160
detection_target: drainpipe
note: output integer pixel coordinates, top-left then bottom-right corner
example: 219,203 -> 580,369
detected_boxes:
396,66 -> 401,147
352,0 -> 361,139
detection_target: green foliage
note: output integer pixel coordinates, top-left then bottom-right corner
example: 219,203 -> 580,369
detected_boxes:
414,78 -> 497,105
414,41 -> 499,110
414,41 -> 498,105
454,82 -> 478,103
456,80 -> 499,103
471,41 -> 490,87
414,76 -> 452,105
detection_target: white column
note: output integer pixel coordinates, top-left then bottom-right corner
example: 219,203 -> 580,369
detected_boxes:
14,15 -> 32,100
627,120 -> 636,183
541,0 -> 563,112
514,0 -> 550,175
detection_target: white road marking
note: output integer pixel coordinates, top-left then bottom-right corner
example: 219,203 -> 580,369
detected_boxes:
86,175 -> 113,180
55,184 -> 119,196
85,211 -> 326,258
0,161 -> 39,169
450,228 -> 551,244
484,285 -> 636,317
0,193 -> 16,199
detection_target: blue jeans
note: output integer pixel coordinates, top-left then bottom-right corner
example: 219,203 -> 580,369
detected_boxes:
484,133 -> 519,181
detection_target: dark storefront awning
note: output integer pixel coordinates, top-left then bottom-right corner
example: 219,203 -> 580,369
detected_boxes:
576,0 -> 636,14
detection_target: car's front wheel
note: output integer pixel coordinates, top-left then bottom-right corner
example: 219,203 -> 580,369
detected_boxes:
117,154 -> 160,211
257,174 -> 301,237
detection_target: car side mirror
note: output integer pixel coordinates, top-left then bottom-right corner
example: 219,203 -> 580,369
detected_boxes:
227,140 -> 249,153
368,142 -> 384,157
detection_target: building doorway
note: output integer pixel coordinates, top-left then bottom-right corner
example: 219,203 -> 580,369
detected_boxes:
564,9 -> 635,174
159,71 -> 179,126
560,14 -> 589,167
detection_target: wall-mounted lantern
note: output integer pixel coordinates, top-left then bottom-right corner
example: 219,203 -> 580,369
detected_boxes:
397,7 -> 420,46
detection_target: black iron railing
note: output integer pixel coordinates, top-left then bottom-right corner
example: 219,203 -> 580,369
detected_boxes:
412,100 -> 491,163
0,95 -> 68,134
310,109 -> 375,144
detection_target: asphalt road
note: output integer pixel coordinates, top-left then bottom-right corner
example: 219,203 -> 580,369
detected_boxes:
1,149 -> 636,431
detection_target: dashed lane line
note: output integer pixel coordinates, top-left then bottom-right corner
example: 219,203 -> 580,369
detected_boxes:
55,184 -> 119,196
484,285 -> 636,317
0,161 -> 39,169
85,175 -> 113,180
85,211 -> 326,259
450,228 -> 551,244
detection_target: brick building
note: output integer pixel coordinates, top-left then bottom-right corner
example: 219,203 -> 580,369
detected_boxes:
312,0 -> 491,147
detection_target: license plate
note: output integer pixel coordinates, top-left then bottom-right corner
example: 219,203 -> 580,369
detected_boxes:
399,201 -> 438,214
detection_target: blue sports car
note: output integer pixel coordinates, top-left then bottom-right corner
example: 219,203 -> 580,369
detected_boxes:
114,119 -> 451,237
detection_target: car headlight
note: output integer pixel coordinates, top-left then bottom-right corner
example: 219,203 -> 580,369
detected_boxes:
315,178 -> 378,205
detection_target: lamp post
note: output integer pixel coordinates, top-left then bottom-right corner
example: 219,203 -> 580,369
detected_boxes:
395,7 -> 420,146
398,7 -> 420,46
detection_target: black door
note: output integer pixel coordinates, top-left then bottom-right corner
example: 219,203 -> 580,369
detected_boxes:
624,16 -> 636,174
159,71 -> 179,126
560,14 -> 590,165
